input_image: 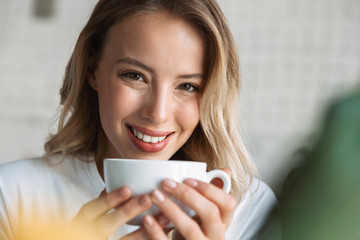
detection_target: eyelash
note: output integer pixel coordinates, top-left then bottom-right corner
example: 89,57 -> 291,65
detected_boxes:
120,71 -> 145,81
177,83 -> 201,93
119,71 -> 201,93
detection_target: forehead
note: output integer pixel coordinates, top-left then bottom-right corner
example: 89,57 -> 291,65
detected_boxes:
101,11 -> 207,73
108,11 -> 204,48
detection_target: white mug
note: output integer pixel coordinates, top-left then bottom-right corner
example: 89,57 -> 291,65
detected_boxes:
104,158 -> 231,225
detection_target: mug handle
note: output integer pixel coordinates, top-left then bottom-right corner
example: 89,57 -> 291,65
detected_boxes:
206,169 -> 231,193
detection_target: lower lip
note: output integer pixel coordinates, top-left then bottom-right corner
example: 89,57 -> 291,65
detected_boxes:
127,128 -> 173,153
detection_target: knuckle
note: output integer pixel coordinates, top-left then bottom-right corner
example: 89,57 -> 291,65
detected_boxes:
183,226 -> 200,239
206,204 -> 221,221
181,185 -> 193,200
122,203 -> 136,217
226,195 -> 237,211
77,204 -> 92,220
201,182 -> 213,196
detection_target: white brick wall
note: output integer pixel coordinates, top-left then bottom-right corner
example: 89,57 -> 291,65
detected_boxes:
0,0 -> 97,162
1,0 -> 360,191
221,0 -> 360,189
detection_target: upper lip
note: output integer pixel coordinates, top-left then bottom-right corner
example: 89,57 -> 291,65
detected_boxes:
127,124 -> 174,137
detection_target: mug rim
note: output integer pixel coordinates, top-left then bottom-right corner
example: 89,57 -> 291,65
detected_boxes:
104,158 -> 206,166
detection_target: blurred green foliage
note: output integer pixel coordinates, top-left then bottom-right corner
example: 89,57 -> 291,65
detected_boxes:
260,90 -> 360,240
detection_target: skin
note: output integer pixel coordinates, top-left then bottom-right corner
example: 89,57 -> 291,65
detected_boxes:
73,11 -> 236,240
89,11 -> 204,162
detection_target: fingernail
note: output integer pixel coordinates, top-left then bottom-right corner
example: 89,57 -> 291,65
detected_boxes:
162,179 -> 177,189
117,187 -> 131,198
184,179 -> 198,188
152,189 -> 165,202
143,215 -> 153,226
138,194 -> 151,206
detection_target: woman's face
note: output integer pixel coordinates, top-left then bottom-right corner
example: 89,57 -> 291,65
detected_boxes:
90,12 -> 206,160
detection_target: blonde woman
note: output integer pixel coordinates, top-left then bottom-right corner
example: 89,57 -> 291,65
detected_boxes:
0,0 -> 277,239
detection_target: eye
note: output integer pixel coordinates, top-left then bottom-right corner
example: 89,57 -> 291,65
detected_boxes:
120,72 -> 145,81
177,83 -> 200,93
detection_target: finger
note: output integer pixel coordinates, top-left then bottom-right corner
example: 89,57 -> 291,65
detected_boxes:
221,167 -> 232,178
142,215 -> 169,240
184,178 -> 236,225
121,214 -> 171,240
120,227 -> 149,240
98,194 -> 152,236
154,214 -> 172,229
161,179 -> 224,238
76,187 -> 132,220
151,189 -> 203,240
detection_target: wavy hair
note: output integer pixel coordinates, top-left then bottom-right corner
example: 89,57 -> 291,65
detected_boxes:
44,0 -> 258,198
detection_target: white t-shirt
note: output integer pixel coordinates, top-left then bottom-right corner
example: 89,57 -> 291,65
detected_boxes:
0,156 -> 277,240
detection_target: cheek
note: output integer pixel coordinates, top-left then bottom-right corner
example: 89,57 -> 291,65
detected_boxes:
98,88 -> 118,123
177,100 -> 200,132
97,85 -> 140,124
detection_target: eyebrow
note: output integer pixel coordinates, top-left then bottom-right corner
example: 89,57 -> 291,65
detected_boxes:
178,73 -> 204,80
116,57 -> 204,80
116,57 -> 155,74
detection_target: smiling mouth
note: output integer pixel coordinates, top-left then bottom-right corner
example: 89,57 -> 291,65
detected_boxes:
129,126 -> 170,144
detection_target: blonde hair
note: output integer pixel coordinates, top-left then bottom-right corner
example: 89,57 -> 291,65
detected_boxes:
44,0 -> 258,198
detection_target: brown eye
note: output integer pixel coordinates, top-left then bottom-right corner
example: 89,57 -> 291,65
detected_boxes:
121,72 -> 144,81
177,83 -> 200,92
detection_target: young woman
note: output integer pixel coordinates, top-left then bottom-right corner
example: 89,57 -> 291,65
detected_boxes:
0,0 -> 277,239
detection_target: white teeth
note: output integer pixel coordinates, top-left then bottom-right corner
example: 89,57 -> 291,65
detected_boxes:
137,131 -> 143,139
142,135 -> 151,143
132,128 -> 167,143
151,137 -> 159,143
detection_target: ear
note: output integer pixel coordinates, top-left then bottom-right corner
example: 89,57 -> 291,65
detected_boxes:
87,58 -> 98,91
87,70 -> 98,91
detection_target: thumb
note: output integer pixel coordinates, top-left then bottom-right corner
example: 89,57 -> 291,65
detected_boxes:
221,167 -> 232,178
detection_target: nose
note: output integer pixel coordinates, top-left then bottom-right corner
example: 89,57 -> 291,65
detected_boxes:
140,85 -> 172,124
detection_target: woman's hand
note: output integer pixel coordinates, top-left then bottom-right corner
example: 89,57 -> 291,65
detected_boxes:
142,169 -> 237,240
69,186 -> 156,240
